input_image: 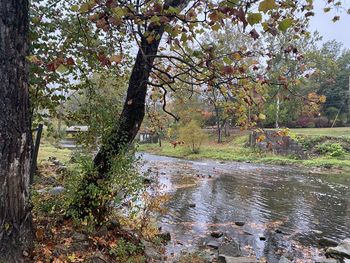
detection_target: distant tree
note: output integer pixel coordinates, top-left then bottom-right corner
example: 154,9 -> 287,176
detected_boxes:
304,41 -> 350,124
179,120 -> 207,153
0,0 -> 33,261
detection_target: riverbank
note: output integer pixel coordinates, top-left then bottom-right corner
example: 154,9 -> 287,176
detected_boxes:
138,134 -> 350,174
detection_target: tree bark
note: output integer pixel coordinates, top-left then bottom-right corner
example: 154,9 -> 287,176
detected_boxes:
69,0 -> 189,222
94,0 -> 188,175
0,0 -> 33,262
94,25 -> 164,175
214,106 -> 222,143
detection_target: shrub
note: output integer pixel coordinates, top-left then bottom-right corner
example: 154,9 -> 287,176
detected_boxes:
179,120 -> 207,153
65,149 -> 145,226
109,238 -> 145,262
296,135 -> 324,150
315,143 -> 346,157
296,116 -> 312,128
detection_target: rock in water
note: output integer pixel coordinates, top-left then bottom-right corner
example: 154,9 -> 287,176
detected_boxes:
207,240 -> 220,249
219,257 -> 257,263
318,237 -> 339,248
219,241 -> 242,258
326,239 -> 350,260
157,232 -> 171,242
211,231 -> 224,238
142,240 -> 162,261
278,256 -> 292,263
315,259 -> 338,263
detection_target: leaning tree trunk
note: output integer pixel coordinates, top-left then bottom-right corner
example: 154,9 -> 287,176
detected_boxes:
70,0 -> 189,222
0,0 -> 33,262
94,0 -> 188,175
93,26 -> 164,175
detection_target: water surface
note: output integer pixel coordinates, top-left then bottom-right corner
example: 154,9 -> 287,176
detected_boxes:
140,153 -> 350,262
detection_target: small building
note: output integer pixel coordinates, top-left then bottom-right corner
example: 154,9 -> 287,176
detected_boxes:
136,128 -> 159,144
65,125 -> 89,134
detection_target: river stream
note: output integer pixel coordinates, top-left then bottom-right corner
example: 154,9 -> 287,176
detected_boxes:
140,153 -> 350,262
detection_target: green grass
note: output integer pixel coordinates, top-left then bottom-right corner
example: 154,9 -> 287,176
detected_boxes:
138,133 -> 350,173
38,142 -> 72,163
287,127 -> 350,137
139,142 -> 296,164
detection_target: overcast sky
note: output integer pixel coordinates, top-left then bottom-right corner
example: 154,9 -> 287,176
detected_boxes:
310,1 -> 350,49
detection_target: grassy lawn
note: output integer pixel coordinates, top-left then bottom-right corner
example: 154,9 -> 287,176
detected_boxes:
138,132 -> 350,173
287,127 -> 350,137
38,142 -> 72,163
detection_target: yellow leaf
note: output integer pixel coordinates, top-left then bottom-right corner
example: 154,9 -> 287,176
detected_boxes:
232,52 -> 241,61
258,113 -> 266,120
256,134 -> 266,142
109,54 -> 123,63
319,95 -> 326,103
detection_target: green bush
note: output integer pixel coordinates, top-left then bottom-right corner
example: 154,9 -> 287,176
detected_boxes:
65,149 -> 144,226
296,135 -> 325,150
179,120 -> 207,153
109,238 -> 144,261
315,142 -> 346,157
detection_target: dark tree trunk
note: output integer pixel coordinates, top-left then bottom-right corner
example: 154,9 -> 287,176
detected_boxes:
94,25 -> 164,175
214,106 -> 222,143
0,0 -> 33,262
70,0 -> 189,222
93,0 -> 188,176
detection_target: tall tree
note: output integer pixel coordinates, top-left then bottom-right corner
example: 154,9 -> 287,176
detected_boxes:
31,0 -> 341,176
0,0 -> 33,261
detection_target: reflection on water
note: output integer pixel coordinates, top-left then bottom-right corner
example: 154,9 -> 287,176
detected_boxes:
140,153 -> 350,262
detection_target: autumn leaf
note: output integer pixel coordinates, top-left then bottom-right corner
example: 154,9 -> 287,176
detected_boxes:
249,29 -> 260,40
208,11 -> 220,22
66,57 -> 75,66
36,227 -> 45,241
63,237 -> 73,246
52,258 -> 64,263
222,65 -> 235,75
42,246 -> 52,257
319,95 -> 326,103
26,55 -> 40,64
247,13 -> 262,25
278,18 -> 293,32
259,0 -> 278,13
256,134 -> 266,142
258,113 -> 266,120
110,54 -> 123,63
56,64 -> 68,73
47,59 -> 63,72
231,52 -> 242,61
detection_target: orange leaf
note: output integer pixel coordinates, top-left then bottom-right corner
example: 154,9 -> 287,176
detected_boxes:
36,227 -> 45,241
110,54 -> 123,63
